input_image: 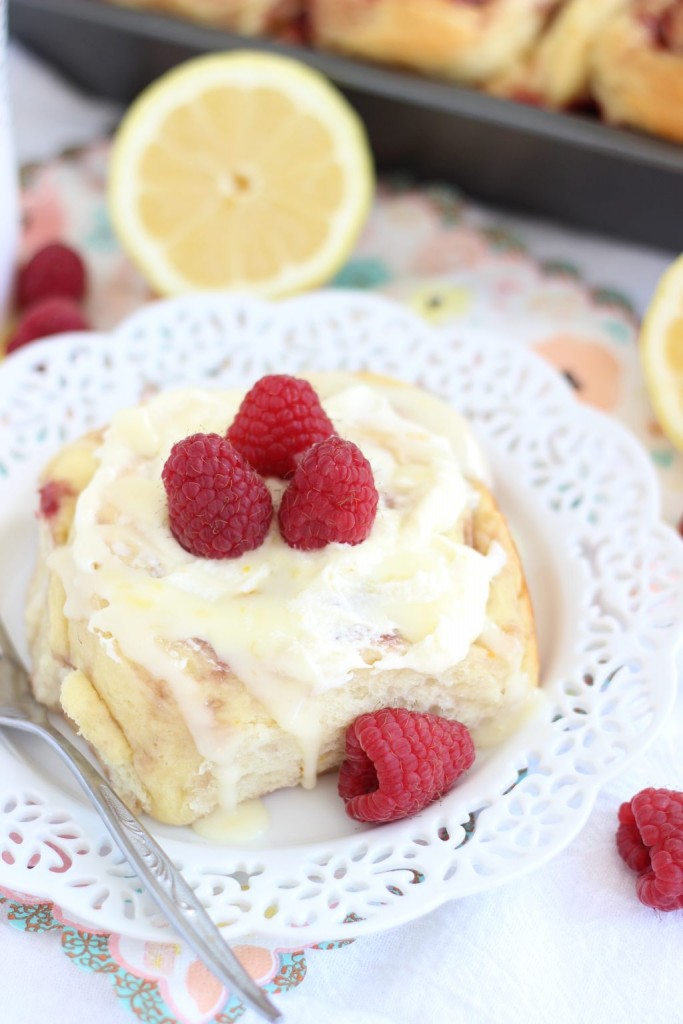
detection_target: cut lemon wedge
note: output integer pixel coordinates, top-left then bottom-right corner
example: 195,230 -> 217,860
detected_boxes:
108,51 -> 374,297
640,253 -> 683,451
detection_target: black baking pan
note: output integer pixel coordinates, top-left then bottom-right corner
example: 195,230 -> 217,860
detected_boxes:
9,0 -> 683,250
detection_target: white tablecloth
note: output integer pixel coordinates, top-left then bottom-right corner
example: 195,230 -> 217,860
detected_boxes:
2,40 -> 682,1024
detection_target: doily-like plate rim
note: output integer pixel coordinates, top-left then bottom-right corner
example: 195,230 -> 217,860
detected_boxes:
0,289 -> 680,944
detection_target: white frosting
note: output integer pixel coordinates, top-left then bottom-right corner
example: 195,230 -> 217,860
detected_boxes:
48,377 -> 505,796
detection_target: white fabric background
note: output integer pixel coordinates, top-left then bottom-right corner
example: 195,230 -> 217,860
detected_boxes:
2,40 -> 682,1024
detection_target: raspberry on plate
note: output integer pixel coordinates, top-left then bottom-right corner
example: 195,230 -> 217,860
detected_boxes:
227,374 -> 334,478
6,297 -> 91,355
278,434 -> 379,550
162,432 -> 273,559
616,787 -> 683,911
16,242 -> 87,308
338,708 -> 475,823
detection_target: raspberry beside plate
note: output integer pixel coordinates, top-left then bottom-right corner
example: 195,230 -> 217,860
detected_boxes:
616,787 -> 683,912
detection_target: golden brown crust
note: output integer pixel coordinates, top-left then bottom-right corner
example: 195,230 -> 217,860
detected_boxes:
487,0 -> 627,107
107,0 -> 302,33
470,480 -> 539,689
27,379 -> 539,825
590,0 -> 683,142
309,0 -> 552,84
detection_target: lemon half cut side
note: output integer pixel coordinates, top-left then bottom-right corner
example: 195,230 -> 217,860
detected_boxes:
640,253 -> 683,451
108,51 -> 374,298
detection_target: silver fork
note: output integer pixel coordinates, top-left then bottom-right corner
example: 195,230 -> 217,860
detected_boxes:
0,615 -> 282,1023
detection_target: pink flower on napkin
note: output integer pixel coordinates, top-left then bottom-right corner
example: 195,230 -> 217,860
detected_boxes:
110,934 -> 280,1024
414,227 -> 488,274
533,333 -> 622,412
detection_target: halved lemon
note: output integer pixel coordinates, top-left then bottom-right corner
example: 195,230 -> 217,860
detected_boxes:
108,51 -> 374,297
640,253 -> 683,450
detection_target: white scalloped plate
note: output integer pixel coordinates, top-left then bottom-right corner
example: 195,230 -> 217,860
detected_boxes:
0,291 -> 681,945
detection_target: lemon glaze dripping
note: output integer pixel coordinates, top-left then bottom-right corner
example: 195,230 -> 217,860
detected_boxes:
191,799 -> 269,842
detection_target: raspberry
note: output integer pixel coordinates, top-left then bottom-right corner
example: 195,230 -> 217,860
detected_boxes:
616,787 -> 683,911
6,297 -> 90,355
278,436 -> 378,550
162,433 -> 273,559
227,375 -> 334,478
16,242 -> 87,309
39,480 -> 75,519
338,709 -> 475,823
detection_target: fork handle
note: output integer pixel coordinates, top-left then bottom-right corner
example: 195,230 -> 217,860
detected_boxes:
1,717 -> 282,1023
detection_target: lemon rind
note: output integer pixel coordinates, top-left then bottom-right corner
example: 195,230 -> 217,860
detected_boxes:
640,254 -> 683,450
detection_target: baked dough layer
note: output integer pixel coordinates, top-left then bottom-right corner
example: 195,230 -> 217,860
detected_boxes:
590,0 -> 683,143
309,0 -> 550,84
108,0 -> 302,33
487,0 -> 626,107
